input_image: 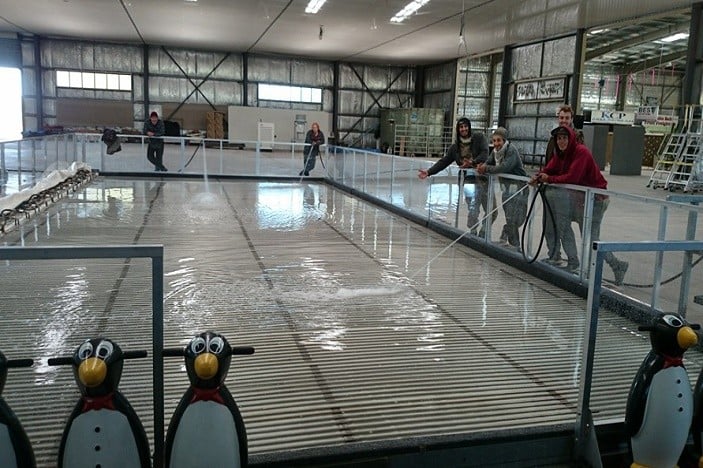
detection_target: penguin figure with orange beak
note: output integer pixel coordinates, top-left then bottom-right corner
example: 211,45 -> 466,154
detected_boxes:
625,313 -> 699,468
164,331 -> 254,468
0,350 -> 35,468
49,338 -> 150,468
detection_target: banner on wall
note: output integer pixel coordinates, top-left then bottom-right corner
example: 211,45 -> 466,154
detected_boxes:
514,76 -> 567,102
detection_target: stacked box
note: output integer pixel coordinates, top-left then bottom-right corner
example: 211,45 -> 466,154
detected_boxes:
206,111 -> 226,139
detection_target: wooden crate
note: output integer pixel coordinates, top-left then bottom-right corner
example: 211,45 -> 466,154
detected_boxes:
206,111 -> 226,139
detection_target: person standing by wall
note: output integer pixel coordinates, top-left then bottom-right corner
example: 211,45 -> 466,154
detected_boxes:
418,117 -> 491,234
299,122 -> 325,176
477,127 -> 527,249
143,111 -> 167,172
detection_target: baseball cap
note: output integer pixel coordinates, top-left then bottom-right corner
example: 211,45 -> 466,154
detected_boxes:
551,126 -> 570,137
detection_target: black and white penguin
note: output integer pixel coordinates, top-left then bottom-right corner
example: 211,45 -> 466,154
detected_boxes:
625,313 -> 699,468
0,351 -> 35,468
690,346 -> 703,466
49,338 -> 150,468
164,331 -> 254,468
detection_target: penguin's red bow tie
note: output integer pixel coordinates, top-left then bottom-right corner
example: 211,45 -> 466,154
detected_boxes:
82,393 -> 116,412
191,387 -> 225,404
662,355 -> 683,368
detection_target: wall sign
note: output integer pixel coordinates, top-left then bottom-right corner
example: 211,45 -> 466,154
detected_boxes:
514,76 -> 567,102
590,110 -> 635,125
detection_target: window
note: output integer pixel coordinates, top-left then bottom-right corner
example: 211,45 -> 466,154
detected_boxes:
56,70 -> 132,91
258,83 -> 322,104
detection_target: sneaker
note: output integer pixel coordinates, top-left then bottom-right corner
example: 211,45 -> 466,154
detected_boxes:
559,263 -> 579,274
499,227 -> 509,243
298,170 -> 304,176
612,260 -> 629,286
542,255 -> 563,266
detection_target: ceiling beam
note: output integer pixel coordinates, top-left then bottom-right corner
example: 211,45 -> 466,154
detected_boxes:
585,23 -> 688,61
621,50 -> 687,75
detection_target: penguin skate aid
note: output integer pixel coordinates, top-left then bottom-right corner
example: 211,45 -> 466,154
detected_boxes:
625,313 -> 699,468
48,338 -> 151,468
0,350 -> 35,467
163,331 -> 255,468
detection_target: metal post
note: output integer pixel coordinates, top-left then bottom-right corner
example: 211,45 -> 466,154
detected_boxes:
678,208 -> 697,317
32,139 -> 36,173
219,140 -> 224,175
18,141 -> 22,181
666,195 -> 703,317
579,188 -> 594,281
574,241 -> 604,468
389,153 -> 395,199
152,253 -> 164,468
653,206 -> 668,310
363,151 -> 368,193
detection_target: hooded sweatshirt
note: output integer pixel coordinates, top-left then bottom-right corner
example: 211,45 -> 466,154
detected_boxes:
541,126 -> 607,190
426,118 -> 489,176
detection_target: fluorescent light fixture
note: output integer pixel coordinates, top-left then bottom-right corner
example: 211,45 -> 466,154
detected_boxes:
390,0 -> 430,23
588,28 -> 608,35
305,0 -> 326,14
658,32 -> 689,43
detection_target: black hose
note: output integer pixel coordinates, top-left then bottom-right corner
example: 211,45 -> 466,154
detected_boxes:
180,142 -> 202,172
520,183 -> 556,264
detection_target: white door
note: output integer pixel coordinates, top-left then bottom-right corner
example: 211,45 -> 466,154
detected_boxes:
257,122 -> 274,150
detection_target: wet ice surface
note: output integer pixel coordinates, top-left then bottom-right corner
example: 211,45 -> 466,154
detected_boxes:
1,176 -> 700,461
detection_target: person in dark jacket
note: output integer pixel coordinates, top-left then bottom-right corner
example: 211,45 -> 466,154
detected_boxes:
418,117 -> 491,234
299,122 -> 325,176
143,111 -> 167,172
477,127 -> 527,248
531,126 -> 628,284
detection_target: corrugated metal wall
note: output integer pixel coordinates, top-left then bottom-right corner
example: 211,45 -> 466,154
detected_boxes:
504,35 -> 577,165
456,54 -> 502,132
337,63 -> 415,148
16,37 -> 429,147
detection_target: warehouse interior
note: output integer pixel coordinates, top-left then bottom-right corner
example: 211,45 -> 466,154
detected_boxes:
1,1 -> 703,467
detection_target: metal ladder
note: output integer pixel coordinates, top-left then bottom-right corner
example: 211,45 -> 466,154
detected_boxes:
667,132 -> 703,192
648,132 -> 687,189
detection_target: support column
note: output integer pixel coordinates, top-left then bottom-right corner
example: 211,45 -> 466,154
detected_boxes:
242,52 -> 248,106
33,36 -> 43,129
143,44 -> 150,120
571,28 -> 586,112
414,65 -> 425,108
683,2 -> 703,108
498,45 -> 512,127
332,61 -> 340,142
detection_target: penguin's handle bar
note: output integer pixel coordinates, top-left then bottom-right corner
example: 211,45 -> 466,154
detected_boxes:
2,359 -> 34,368
48,350 -> 147,366
162,346 -> 255,358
